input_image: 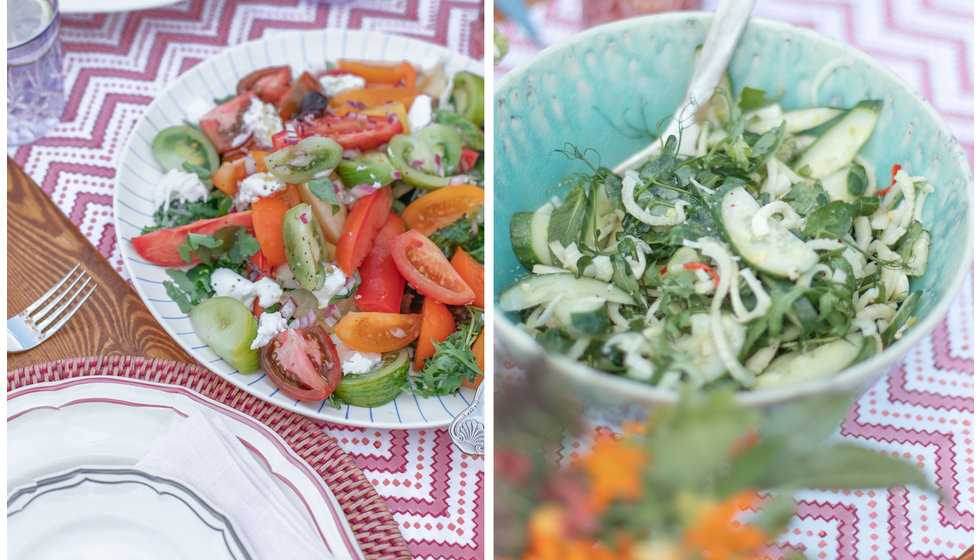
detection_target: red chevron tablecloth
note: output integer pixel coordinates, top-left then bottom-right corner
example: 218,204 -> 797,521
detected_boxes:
8,2 -> 484,559
495,1 -> 973,559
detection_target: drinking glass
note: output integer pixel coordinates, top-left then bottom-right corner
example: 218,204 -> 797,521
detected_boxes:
8,0 -> 66,146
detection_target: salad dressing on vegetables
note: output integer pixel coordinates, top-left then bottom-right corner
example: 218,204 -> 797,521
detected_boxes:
502,85 -> 932,391
134,59 -> 485,406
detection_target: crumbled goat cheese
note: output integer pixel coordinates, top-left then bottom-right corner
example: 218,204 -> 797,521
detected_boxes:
241,96 -> 284,147
407,94 -> 434,133
311,264 -> 350,308
251,312 -> 289,350
210,268 -> 283,310
234,172 -> 285,208
155,168 -> 210,214
318,73 -> 366,97
331,334 -> 382,375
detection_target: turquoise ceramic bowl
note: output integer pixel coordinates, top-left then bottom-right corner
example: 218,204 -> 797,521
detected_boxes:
493,13 -> 973,407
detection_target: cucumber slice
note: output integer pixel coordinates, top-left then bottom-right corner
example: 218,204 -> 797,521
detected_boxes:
498,272 -> 635,312
333,348 -> 410,408
717,186 -> 818,279
510,202 -> 553,269
189,297 -> 260,373
748,107 -> 844,135
552,296 -> 609,335
755,333 -> 868,388
794,100 -> 881,180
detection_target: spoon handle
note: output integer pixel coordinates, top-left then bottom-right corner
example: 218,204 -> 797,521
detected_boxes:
614,0 -> 756,173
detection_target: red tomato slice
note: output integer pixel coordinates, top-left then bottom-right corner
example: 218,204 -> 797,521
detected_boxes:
131,211 -> 254,267
199,92 -> 255,154
259,326 -> 342,401
390,229 -> 475,306
335,185 -> 393,276
413,296 -> 456,371
333,312 -> 421,353
277,71 -> 324,121
458,147 -> 479,173
302,114 -> 403,151
354,211 -> 406,313
237,65 -> 292,105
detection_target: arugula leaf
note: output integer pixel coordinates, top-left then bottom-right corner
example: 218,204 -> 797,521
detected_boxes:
846,164 -> 869,198
177,225 -> 260,265
145,194 -> 233,232
429,208 -> 484,261
802,200 -> 858,239
163,266 -> 216,313
308,176 -> 342,214
782,182 -> 828,216
407,310 -> 484,396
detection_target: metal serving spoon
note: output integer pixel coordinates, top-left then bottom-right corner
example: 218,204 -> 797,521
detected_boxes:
449,382 -> 485,455
613,0 -> 757,174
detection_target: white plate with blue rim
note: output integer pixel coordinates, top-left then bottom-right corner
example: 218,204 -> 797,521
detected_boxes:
114,29 -> 481,428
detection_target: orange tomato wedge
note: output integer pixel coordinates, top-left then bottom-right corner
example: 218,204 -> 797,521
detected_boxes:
333,312 -> 421,353
401,184 -> 484,236
414,296 -> 457,371
328,86 -> 420,113
450,248 -> 484,309
338,60 -> 417,89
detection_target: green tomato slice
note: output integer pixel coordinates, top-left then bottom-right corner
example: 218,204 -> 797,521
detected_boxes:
189,296 -> 260,373
265,136 -> 343,183
387,124 -> 464,190
152,125 -> 221,175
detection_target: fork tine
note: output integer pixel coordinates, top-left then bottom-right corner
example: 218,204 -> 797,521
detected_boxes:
35,281 -> 97,340
30,271 -> 87,326
24,264 -> 82,317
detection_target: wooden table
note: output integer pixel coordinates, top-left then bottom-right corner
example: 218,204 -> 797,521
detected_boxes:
7,158 -> 195,369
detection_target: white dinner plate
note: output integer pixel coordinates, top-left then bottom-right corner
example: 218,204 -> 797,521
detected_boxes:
9,466 -> 254,560
7,376 -> 364,560
61,0 -> 183,14
114,29 -> 481,427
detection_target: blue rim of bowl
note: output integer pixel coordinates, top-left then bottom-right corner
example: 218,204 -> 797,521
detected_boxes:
493,12 -> 974,407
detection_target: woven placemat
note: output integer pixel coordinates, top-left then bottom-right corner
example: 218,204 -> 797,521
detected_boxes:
8,355 -> 411,560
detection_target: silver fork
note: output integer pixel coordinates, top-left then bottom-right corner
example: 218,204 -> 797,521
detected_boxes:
7,264 -> 97,353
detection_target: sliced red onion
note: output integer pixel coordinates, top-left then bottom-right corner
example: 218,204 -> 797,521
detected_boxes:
279,297 -> 297,318
243,154 -> 258,175
348,183 -> 381,199
288,310 -> 317,330
346,100 -> 367,111
434,154 -> 441,167
411,159 -> 424,168
390,170 -> 402,180
299,210 -> 310,224
387,112 -> 400,124
448,175 -> 467,186
283,122 -> 300,145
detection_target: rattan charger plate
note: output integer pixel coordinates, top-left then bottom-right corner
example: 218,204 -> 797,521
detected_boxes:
8,355 -> 410,560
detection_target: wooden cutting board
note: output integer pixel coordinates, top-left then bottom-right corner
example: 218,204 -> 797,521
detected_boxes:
7,158 -> 195,370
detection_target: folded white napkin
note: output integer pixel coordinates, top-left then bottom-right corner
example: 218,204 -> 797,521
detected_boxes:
137,411 -> 338,560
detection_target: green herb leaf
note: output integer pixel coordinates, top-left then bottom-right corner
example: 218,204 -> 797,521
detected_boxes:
407,310 -> 484,396
547,184 -> 588,247
308,176 -> 342,214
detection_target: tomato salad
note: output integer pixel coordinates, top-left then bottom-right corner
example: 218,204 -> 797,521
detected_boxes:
133,60 -> 485,407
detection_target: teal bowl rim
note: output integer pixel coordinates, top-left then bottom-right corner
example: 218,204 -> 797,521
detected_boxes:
493,12 -> 974,407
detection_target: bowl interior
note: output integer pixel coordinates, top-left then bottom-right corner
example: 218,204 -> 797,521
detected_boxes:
493,13 -> 973,406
